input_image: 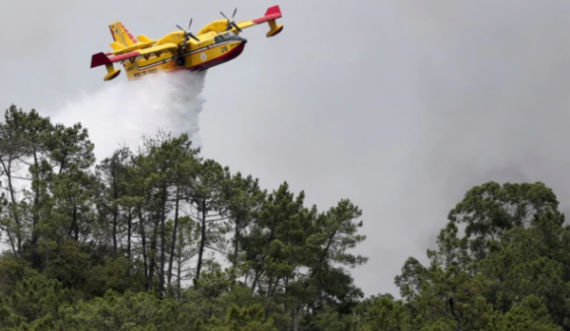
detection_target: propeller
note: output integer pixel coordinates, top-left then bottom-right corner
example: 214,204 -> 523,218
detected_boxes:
176,18 -> 200,45
220,8 -> 242,32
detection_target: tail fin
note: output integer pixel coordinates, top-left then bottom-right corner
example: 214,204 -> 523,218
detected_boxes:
252,6 -> 283,37
264,5 -> 282,19
109,21 -> 139,47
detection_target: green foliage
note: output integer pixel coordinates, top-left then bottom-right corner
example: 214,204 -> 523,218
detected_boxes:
3,106 -> 570,330
0,106 -> 368,330
390,181 -> 570,331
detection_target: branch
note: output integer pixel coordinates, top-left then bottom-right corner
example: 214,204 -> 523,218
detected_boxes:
206,218 -> 228,223
11,176 -> 32,181
441,297 -> 464,331
204,244 -> 230,257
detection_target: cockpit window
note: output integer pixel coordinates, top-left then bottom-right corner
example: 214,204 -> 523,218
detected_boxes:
215,31 -> 235,43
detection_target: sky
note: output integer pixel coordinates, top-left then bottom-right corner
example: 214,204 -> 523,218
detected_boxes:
1,0 -> 570,298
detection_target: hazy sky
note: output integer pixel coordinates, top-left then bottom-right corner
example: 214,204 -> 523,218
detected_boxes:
1,0 -> 570,297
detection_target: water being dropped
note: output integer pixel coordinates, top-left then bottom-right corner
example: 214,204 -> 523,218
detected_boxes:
51,70 -> 207,162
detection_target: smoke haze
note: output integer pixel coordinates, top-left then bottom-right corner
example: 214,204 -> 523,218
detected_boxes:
2,0 -> 570,298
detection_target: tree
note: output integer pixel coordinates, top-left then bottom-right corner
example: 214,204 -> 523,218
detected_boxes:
395,181 -> 570,331
222,172 -> 266,270
127,131 -> 199,297
186,159 -> 228,282
447,181 -> 561,260
95,147 -> 132,259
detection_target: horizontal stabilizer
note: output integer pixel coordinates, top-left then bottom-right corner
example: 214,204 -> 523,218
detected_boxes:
110,42 -> 126,51
91,52 -> 112,68
91,51 -> 141,68
90,52 -> 122,81
136,34 -> 153,43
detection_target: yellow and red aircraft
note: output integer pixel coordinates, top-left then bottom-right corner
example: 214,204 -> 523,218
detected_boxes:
90,6 -> 283,81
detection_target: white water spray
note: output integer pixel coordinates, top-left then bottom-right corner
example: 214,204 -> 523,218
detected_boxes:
51,70 -> 207,162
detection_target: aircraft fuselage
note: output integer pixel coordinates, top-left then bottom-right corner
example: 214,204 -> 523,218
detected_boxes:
123,31 -> 247,80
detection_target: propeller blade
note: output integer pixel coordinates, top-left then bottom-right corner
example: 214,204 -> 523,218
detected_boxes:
176,24 -> 185,31
220,11 -> 228,20
232,22 -> 242,32
188,18 -> 193,30
232,8 -> 237,19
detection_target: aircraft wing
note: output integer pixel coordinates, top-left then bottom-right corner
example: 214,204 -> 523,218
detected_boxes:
235,5 -> 283,36
91,42 -> 178,68
137,42 -> 178,56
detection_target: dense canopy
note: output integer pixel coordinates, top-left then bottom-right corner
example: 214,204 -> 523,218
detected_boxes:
0,105 -> 569,330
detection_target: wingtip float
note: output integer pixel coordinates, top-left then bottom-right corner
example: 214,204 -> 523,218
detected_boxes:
90,5 -> 283,81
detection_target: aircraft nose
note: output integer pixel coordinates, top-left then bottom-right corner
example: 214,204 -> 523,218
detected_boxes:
242,38 -> 247,44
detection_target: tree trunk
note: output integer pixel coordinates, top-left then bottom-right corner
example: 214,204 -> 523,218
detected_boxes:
127,209 -> 132,277
112,161 -> 118,259
148,197 -> 162,291
195,200 -> 207,281
177,255 -> 182,299
251,269 -> 263,293
309,229 -> 337,279
1,158 -> 22,253
138,206 -> 149,289
251,222 -> 277,291
167,187 -> 180,287
69,204 -> 79,241
31,149 -> 41,270
112,210 -> 117,258
159,182 -> 167,298
233,219 -> 240,268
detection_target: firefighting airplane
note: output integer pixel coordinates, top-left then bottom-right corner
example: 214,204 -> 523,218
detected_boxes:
90,6 -> 283,81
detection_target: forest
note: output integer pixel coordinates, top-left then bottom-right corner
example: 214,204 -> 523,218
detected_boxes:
0,104 -> 569,330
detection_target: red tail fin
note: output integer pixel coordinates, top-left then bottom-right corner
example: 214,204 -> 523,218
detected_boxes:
252,5 -> 282,24
265,5 -> 282,17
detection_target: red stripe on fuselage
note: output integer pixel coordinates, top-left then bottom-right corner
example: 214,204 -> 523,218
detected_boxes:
189,42 -> 246,71
126,42 -> 245,77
